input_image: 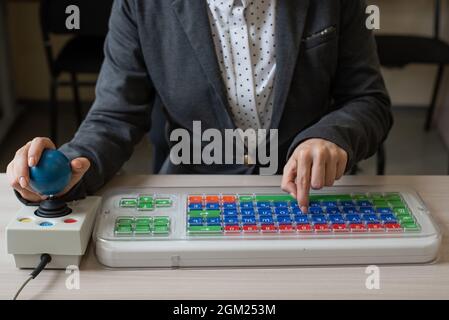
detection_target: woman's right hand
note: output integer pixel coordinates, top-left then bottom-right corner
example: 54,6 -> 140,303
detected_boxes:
6,137 -> 91,202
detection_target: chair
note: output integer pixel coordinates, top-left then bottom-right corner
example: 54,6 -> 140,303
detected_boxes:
40,0 -> 113,143
375,0 -> 449,131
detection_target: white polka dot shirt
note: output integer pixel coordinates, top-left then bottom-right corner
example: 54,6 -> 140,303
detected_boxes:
207,0 -> 277,130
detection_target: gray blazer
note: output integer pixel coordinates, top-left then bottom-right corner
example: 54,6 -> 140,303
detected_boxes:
59,0 -> 392,199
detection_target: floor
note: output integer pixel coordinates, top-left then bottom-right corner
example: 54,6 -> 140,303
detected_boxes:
0,104 -> 447,176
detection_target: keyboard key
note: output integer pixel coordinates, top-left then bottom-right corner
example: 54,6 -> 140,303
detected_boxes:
322,201 -> 338,207
154,217 -> 170,226
274,207 -> 290,215
261,225 -> 277,233
315,224 -> 330,232
277,215 -> 292,225
134,224 -> 151,234
328,214 -> 345,224
343,206 -> 357,214
241,208 -> 256,216
359,206 -> 375,214
362,214 -> 379,223
297,224 -> 312,232
206,217 -> 221,226
309,207 -> 324,214
357,200 -> 373,206
205,195 -> 219,203
326,207 -> 341,214
223,209 -> 238,216
274,201 -> 289,208
242,225 -> 259,233
393,207 -> 410,216
188,226 -> 222,234
153,224 -> 170,234
295,215 -> 309,224
188,196 -> 203,203
188,217 -> 203,226
367,223 -> 384,232
240,202 -> 254,209
223,203 -> 237,210
239,195 -> 253,202
206,203 -> 220,210
155,198 -> 172,208
377,207 -> 393,214
224,225 -> 241,233
260,216 -> 274,225
290,201 -> 299,209
350,223 -> 367,232
241,216 -> 257,225
311,214 -> 327,224
332,224 -> 348,232
309,201 -> 321,207
222,195 -> 236,203
189,203 -> 203,210
346,214 -> 362,223
380,213 -> 397,223
256,201 -> 271,208
341,200 -> 354,207
258,208 -> 272,216
401,222 -> 420,231
224,217 -> 239,225
292,207 -> 304,215
279,225 -> 295,233
119,198 -> 137,208
384,223 -> 402,231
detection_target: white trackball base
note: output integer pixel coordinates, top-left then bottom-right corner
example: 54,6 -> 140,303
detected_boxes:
6,197 -> 101,269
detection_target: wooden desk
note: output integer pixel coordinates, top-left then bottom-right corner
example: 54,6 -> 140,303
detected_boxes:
0,175 -> 448,300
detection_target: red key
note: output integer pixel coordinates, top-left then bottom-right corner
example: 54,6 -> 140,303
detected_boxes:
261,225 -> 277,233
279,225 -> 295,233
367,223 -> 384,232
350,223 -> 367,232
385,223 -> 402,231
332,224 -> 348,232
297,224 -> 312,233
242,225 -> 259,233
224,225 -> 241,233
189,196 -> 203,203
222,195 -> 236,203
314,224 -> 330,232
205,195 -> 219,202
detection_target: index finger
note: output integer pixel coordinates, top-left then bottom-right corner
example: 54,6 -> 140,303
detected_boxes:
296,152 -> 312,213
28,137 -> 56,167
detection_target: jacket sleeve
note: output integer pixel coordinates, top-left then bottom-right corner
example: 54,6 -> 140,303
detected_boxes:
58,0 -> 154,200
287,0 -> 393,171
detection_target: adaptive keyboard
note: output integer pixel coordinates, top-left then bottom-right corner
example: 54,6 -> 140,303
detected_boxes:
94,186 -> 441,268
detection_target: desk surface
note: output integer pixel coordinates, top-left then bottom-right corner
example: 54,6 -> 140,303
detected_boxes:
0,174 -> 448,300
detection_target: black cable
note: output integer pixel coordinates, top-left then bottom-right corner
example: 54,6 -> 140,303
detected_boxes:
13,254 -> 52,300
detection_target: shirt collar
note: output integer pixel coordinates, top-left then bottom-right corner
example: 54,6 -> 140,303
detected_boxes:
207,0 -> 249,13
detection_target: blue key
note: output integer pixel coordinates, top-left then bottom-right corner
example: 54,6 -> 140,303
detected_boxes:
295,215 -> 309,224
290,201 -> 299,209
323,201 -> 338,207
343,206 -> 357,214
346,214 -> 362,223
380,213 -> 397,222
188,217 -> 203,226
274,201 -> 288,208
309,207 -> 324,214
241,208 -> 255,216
359,206 -> 375,214
223,209 -> 238,216
312,214 -> 327,224
362,214 -> 379,222
240,202 -> 253,209
256,202 -> 271,208
189,203 -> 203,210
309,201 -> 321,207
207,217 -> 221,226
326,207 -> 341,214
241,216 -> 257,225
292,207 -> 304,215
357,200 -> 373,207
277,215 -> 292,225
258,207 -> 272,216
260,216 -> 274,225
206,203 -> 220,210
328,214 -> 345,224
274,207 -> 289,215
341,200 -> 354,207
224,217 -> 239,225
377,207 -> 393,214
223,203 -> 237,210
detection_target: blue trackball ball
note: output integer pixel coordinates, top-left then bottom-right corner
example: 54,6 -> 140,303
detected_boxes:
29,149 -> 72,196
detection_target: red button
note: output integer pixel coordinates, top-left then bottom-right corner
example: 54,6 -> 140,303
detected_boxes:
189,196 -> 203,203
205,195 -> 219,203
367,223 -> 384,231
243,225 -> 259,233
224,225 -> 241,233
261,225 -> 277,233
332,224 -> 348,232
350,223 -> 367,232
279,225 -> 295,233
385,223 -> 402,231
64,218 -> 77,224
314,224 -> 330,232
222,195 -> 236,203
297,224 -> 312,233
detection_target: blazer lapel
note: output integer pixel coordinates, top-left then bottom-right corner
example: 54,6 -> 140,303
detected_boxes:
171,0 -> 235,129
270,0 -> 310,129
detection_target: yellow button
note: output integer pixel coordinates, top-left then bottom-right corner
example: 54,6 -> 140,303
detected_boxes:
18,218 -> 33,223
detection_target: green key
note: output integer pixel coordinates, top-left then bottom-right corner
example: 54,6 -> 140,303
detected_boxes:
116,217 -> 133,225
393,207 -> 410,216
352,194 -> 369,200
255,194 -> 294,202
389,200 -> 405,207
135,217 -> 152,225
154,217 -> 170,226
239,195 -> 253,202
399,215 -> 415,224
188,225 -> 222,234
188,210 -> 221,218
153,225 -> 170,234
373,200 -> 389,207
138,202 -> 154,211
115,225 -> 133,235
155,198 -> 172,207
332,194 -> 353,201
370,193 -> 385,200
385,193 -> 402,201
402,222 -> 420,231
134,224 -> 152,234
119,198 -> 137,208
138,195 -> 154,203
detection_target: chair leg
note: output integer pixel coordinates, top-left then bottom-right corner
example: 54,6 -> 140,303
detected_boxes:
49,79 -> 58,143
425,64 -> 445,131
71,73 -> 83,125
376,144 -> 386,175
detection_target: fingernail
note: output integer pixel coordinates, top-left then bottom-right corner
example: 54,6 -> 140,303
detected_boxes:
301,206 -> 308,214
28,156 -> 35,167
19,176 -> 27,188
72,161 -> 82,169
290,192 -> 296,198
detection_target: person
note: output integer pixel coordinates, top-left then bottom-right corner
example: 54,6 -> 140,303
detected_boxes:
7,0 -> 392,212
